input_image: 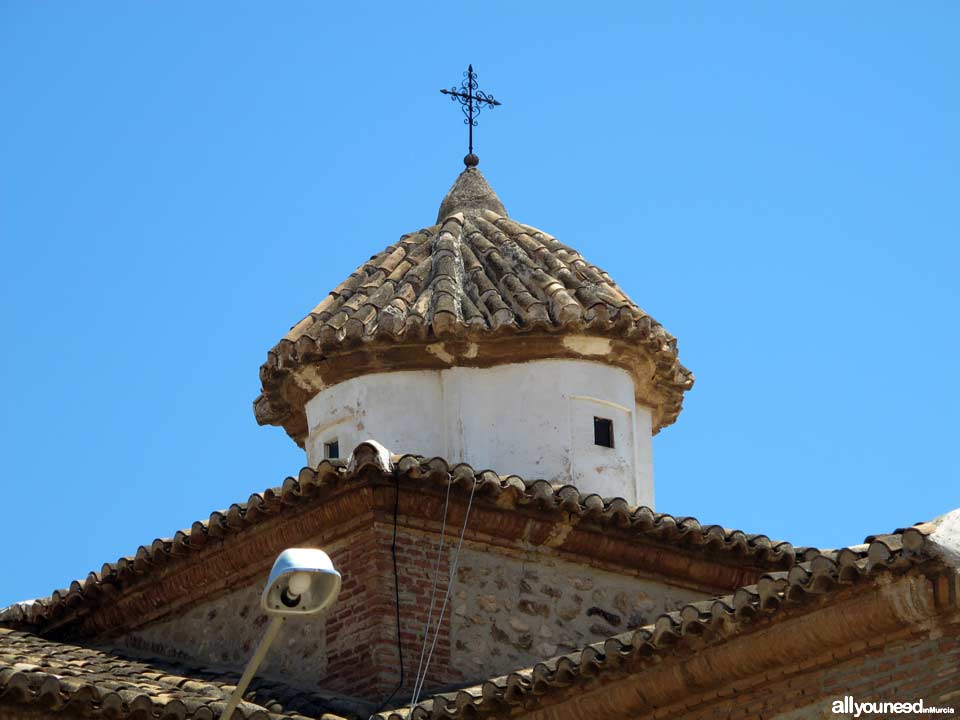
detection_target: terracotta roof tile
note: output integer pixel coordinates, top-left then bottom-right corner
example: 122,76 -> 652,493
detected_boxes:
256,170 -> 693,443
0,443 -> 800,632
0,629 -> 350,719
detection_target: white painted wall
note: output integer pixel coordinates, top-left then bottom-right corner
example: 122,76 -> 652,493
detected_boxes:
304,359 -> 655,506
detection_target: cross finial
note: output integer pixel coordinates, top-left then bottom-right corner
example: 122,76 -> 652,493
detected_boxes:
440,64 -> 502,168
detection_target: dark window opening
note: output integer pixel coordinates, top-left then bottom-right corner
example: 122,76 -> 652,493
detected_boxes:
324,440 -> 340,460
594,417 -> 614,448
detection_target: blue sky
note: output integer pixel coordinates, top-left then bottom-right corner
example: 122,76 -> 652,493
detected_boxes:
1,3 -> 957,607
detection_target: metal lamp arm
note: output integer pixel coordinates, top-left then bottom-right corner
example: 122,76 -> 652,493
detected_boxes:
220,616 -> 286,720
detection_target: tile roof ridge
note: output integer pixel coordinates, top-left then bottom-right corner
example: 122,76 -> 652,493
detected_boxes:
3,442 -> 947,636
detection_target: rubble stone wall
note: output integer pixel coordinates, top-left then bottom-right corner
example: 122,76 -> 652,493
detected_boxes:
448,544 -> 706,681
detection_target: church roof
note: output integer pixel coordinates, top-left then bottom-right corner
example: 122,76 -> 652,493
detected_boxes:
0,443 -> 797,635
2,443 -> 955,719
255,168 -> 694,445
2,492 -> 949,720
0,628 -> 350,720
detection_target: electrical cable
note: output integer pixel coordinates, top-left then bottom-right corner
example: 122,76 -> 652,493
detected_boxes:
409,474 -> 454,704
370,467 -> 404,717
410,475 -> 479,707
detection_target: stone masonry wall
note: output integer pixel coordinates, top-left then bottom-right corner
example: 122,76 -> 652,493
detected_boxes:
117,574 -> 329,686
116,523 -> 710,705
449,545 -> 706,682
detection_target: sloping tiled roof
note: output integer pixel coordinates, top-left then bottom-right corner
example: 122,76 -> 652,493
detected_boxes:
0,444 -> 798,633
382,524 -> 943,719
255,169 -> 693,442
0,628 -> 349,720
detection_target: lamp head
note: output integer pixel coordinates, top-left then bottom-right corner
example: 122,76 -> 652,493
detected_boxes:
260,548 -> 341,616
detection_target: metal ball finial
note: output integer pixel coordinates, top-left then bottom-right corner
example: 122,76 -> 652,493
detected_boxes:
464,153 -> 479,167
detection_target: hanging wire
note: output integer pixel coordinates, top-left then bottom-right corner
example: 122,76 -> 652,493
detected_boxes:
408,474 -> 455,704
370,467 -> 406,717
410,475 -> 479,707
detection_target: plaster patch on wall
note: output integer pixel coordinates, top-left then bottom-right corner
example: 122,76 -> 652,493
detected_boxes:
425,343 -> 455,364
295,365 -> 328,394
562,336 -> 613,356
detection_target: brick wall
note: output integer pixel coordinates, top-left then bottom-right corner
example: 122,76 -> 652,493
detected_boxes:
319,524 -> 382,698
371,524 -> 457,700
815,631 -> 960,712
695,629 -> 960,719
326,521 -> 459,702
530,623 -> 960,720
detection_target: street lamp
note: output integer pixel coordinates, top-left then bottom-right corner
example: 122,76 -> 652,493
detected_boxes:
221,548 -> 341,720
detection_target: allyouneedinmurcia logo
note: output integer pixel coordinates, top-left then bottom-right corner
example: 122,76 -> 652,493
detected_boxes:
832,696 -> 955,716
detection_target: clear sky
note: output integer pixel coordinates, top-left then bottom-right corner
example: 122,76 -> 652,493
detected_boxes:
1,3 -> 958,607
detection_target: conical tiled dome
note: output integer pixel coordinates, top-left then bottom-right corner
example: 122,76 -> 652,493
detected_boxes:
255,169 -> 693,445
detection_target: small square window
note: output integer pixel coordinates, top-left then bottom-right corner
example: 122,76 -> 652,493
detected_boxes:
594,417 -> 614,448
324,440 -> 340,460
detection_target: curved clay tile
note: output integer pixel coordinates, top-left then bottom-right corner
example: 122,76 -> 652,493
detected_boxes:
4,441 -> 938,636
255,168 -> 694,444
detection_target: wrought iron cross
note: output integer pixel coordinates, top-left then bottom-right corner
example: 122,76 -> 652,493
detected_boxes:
441,64 -> 501,167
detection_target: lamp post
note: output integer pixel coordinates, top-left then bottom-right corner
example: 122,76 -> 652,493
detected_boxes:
220,548 -> 341,720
